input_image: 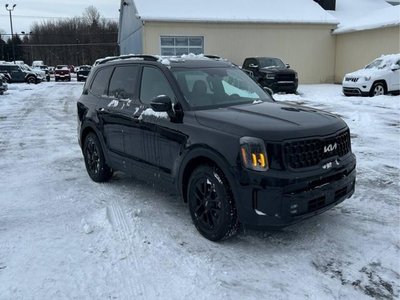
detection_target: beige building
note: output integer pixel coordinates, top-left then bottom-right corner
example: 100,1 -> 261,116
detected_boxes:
333,5 -> 400,82
118,0 -> 400,84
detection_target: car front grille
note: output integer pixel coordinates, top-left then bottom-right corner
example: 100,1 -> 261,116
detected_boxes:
345,77 -> 359,82
284,130 -> 351,169
276,74 -> 295,82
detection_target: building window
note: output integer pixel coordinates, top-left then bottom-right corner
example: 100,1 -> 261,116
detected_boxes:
160,36 -> 204,56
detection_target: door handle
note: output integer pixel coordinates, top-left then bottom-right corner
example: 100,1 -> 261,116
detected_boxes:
97,107 -> 106,113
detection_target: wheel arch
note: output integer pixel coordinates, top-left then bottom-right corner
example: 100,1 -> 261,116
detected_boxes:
371,80 -> 388,93
177,146 -> 238,204
80,123 -> 110,162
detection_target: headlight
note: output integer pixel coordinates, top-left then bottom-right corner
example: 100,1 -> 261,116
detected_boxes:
364,76 -> 371,81
265,73 -> 275,80
295,73 -> 298,79
240,137 -> 269,171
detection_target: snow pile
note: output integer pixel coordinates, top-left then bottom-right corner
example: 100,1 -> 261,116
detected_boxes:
133,0 -> 338,24
334,5 -> 400,33
138,108 -> 168,120
330,0 -> 398,33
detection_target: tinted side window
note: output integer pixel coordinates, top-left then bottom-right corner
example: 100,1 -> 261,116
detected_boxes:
0,66 -> 10,72
109,65 -> 139,100
90,67 -> 113,96
140,67 -> 175,104
10,66 -> 20,72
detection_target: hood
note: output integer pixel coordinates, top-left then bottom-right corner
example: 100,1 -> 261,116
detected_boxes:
260,68 -> 296,74
195,101 -> 346,142
345,68 -> 388,78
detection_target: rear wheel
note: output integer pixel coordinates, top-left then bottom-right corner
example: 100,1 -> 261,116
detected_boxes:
187,165 -> 238,241
83,133 -> 112,182
370,82 -> 386,96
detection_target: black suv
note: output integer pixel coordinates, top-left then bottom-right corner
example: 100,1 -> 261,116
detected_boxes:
0,63 -> 41,84
242,57 -> 298,93
77,55 -> 356,241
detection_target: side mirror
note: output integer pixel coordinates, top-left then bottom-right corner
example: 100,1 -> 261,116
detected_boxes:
248,63 -> 259,69
391,64 -> 400,71
286,64 -> 290,69
150,95 -> 176,119
263,87 -> 274,98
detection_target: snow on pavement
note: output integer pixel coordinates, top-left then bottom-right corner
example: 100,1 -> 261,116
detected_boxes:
0,82 -> 399,299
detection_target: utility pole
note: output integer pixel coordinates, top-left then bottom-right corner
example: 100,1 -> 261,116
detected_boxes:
5,4 -> 16,64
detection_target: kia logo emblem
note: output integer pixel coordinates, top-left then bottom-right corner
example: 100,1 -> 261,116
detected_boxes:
324,143 -> 337,153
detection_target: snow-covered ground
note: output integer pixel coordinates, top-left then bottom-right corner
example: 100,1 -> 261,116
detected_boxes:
0,82 -> 399,299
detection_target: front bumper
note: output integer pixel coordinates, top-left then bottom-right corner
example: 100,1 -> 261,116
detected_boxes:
77,74 -> 89,80
342,80 -> 372,96
55,74 -> 71,79
261,79 -> 298,93
233,153 -> 356,228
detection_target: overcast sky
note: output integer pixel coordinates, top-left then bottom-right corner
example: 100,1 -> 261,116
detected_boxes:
0,0 -> 120,37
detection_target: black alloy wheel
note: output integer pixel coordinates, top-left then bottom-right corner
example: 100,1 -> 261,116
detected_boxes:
187,165 -> 238,241
27,76 -> 36,84
83,133 -> 112,182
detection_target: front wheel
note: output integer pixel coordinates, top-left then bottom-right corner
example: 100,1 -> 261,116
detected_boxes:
83,133 -> 112,182
187,165 -> 238,241
26,76 -> 36,84
370,82 -> 386,97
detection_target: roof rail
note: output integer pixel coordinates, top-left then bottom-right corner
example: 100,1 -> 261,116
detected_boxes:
98,55 -> 159,65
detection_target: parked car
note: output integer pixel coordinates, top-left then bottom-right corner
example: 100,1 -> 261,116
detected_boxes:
32,60 -> 44,68
76,65 -> 92,82
0,73 -> 8,95
0,63 -> 42,84
77,54 -> 356,241
32,65 -> 50,82
242,57 -> 298,94
342,54 -> 400,97
55,65 -> 71,82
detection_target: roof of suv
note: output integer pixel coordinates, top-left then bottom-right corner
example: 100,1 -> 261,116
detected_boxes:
96,54 -> 234,69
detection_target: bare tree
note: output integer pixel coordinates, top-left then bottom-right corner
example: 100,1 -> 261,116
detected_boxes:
14,6 -> 118,66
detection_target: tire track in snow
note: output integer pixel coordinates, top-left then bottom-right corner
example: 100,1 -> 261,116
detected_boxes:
99,187 -> 157,299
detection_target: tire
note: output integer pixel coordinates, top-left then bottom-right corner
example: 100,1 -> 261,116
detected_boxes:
370,82 -> 386,97
55,78 -> 59,82
83,132 -> 112,182
187,165 -> 238,241
26,76 -> 36,84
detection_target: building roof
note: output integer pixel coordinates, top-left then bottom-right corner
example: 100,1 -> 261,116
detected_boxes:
331,0 -> 399,34
334,6 -> 400,34
131,0 -> 338,25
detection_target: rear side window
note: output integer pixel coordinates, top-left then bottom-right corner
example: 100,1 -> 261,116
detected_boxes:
0,66 -> 10,72
90,67 -> 113,96
109,66 -> 139,100
140,67 -> 175,104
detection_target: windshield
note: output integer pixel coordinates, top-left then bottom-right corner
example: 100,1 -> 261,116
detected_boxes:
172,67 -> 272,109
365,59 -> 387,70
258,58 -> 286,69
21,64 -> 32,71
